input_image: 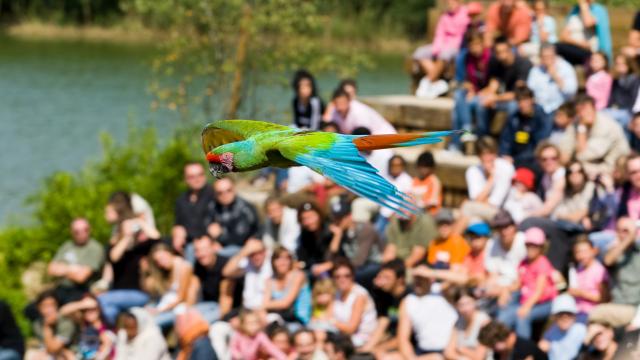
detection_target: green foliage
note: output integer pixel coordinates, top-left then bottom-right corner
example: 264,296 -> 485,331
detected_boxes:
0,125 -> 200,333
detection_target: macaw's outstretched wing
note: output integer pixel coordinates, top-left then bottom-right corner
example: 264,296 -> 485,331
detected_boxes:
278,133 -> 419,217
201,120 -> 292,154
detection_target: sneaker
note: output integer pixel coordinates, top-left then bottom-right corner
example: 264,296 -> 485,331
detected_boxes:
430,79 -> 449,98
415,77 -> 432,98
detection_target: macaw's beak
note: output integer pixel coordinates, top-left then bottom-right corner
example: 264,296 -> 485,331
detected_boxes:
208,163 -> 225,178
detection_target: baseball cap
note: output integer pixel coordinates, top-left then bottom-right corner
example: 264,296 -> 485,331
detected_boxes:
524,227 -> 546,246
434,208 -> 455,224
465,222 -> 491,237
513,167 -> 535,191
551,294 -> 578,315
490,210 -> 515,228
329,195 -> 351,219
466,2 -> 483,16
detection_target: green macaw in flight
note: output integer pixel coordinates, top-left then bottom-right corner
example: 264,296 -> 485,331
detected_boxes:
202,120 -> 461,216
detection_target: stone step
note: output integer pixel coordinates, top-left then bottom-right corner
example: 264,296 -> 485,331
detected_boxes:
361,95 -> 454,132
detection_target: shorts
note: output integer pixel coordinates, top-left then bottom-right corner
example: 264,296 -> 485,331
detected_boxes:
413,44 -> 458,62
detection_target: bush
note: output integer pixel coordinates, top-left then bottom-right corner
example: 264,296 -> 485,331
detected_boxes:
0,125 -> 201,333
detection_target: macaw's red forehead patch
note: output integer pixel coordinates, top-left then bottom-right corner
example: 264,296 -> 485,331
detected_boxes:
206,153 -> 221,162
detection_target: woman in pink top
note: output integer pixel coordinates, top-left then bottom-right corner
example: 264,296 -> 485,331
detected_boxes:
497,227 -> 558,339
413,0 -> 470,99
230,310 -> 287,360
586,51 -> 613,110
568,237 -> 609,323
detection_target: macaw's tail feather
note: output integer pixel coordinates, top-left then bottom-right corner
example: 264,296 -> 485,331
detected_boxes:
351,130 -> 465,151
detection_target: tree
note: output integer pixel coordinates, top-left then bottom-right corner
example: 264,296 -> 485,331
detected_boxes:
126,0 -> 369,121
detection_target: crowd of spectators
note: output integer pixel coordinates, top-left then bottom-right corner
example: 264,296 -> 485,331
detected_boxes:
3,1 -> 640,360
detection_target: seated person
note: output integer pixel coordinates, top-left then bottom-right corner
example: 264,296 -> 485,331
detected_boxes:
142,243 -> 197,329
558,94 -> 630,178
484,0 -> 531,47
376,155 -> 413,235
548,102 -> 576,147
427,209 -> 470,269
383,212 -> 437,269
478,320 -> 547,360
413,0 -> 470,99
526,44 -> 578,119
28,290 -> 77,360
550,161 -> 596,232
461,137 -> 515,224
295,201 -> 336,278
556,0 -> 612,65
327,88 -> 396,135
329,258 -> 378,349
497,228 -> 558,340
59,295 -> 116,360
444,287 -> 491,360
0,300 -> 24,360
172,162 -> 215,257
585,51 -> 613,111
209,177 -> 261,257
531,142 -> 566,218
328,195 -> 383,286
192,234 -> 235,323
223,239 -> 273,312
291,69 -> 325,130
630,113 -> 640,152
262,196 -> 300,253
603,54 -> 640,129
365,259 -> 411,354
518,0 -> 558,62
262,247 -> 311,325
568,237 -> 609,323
396,266 -> 458,358
114,308 -> 171,360
230,310 -> 287,360
503,168 -> 543,224
175,310 -> 217,360
291,329 -> 330,360
499,87 -> 551,168
46,218 -> 105,306
621,11 -> 640,63
99,215 -> 159,325
461,222 -> 491,286
461,36 -> 532,138
410,150 -> 443,214
538,294 -> 587,360
577,323 -> 618,360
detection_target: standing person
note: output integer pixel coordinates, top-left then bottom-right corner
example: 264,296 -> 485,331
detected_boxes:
46,218 -> 105,306
526,44 -> 578,119
208,177 -> 261,257
444,287 -> 491,360
0,300 -> 24,360
413,0 -> 470,99
173,162 -> 215,258
330,258 -> 378,349
556,0 -> 613,65
585,51 -> 613,111
291,69 -> 324,130
411,151 -> 442,214
483,0 -> 532,48
498,228 -> 558,340
478,321 -> 548,360
396,266 -> 458,358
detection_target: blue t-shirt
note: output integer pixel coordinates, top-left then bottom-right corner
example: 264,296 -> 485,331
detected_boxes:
544,322 -> 587,360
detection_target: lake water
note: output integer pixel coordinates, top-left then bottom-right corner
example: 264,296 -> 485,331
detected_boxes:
0,37 -> 410,224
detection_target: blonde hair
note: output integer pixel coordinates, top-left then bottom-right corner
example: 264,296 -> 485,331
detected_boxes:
144,243 -> 174,297
312,278 -> 335,308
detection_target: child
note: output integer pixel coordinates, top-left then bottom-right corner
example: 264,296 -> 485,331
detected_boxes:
503,168 -> 543,224
586,52 -> 613,110
291,70 -> 325,130
568,237 -> 609,323
60,295 -> 115,360
549,101 -> 576,146
497,227 -> 558,340
604,54 -> 640,129
411,151 -> 443,214
229,310 -> 287,360
538,294 -> 587,360
308,279 -> 336,332
428,209 -> 470,268
266,324 -> 292,357
376,155 -> 412,234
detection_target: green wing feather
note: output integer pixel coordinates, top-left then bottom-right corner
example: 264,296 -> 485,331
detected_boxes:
201,120 -> 292,153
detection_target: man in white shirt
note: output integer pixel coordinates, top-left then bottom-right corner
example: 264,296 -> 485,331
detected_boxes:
526,44 -> 578,116
262,197 -> 300,253
461,137 -> 515,223
222,239 -> 272,310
